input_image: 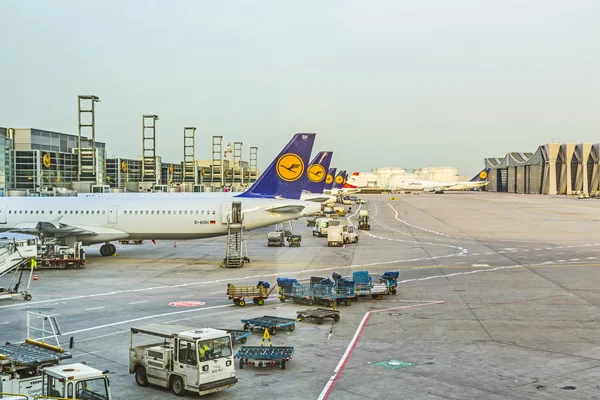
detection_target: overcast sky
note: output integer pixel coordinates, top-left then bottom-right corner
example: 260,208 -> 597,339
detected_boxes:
1,1 -> 599,176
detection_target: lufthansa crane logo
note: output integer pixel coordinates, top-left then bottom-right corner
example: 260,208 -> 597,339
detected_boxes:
479,171 -> 488,179
43,154 -> 51,168
326,174 -> 333,184
121,161 -> 127,172
276,153 -> 304,182
308,164 -> 326,183
335,175 -> 344,184
169,165 -> 174,174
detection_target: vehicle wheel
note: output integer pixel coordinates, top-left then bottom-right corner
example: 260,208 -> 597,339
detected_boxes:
377,295 -> 383,301
239,358 -> 244,369
243,323 -> 250,331
328,300 -> 334,307
58,261 -> 67,269
307,299 -> 314,306
239,300 -> 246,307
252,298 -> 258,304
391,289 -> 397,295
24,294 -> 32,301
281,359 -> 286,370
333,314 -> 340,322
371,295 -> 377,300
345,299 -> 352,306
297,315 -> 303,322
317,318 -> 324,325
269,327 -> 277,335
100,244 -> 112,257
171,376 -> 184,396
135,366 -> 149,387
240,337 -> 247,344
257,298 -> 265,306
279,298 -> 286,302
288,324 -> 295,331
354,237 -> 358,243
233,299 -> 240,305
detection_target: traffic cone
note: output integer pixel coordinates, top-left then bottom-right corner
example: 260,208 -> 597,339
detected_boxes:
174,242 -> 177,248
33,274 -> 38,281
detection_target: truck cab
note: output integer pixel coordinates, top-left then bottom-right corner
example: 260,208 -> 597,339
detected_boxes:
130,324 -> 237,397
42,363 -> 111,400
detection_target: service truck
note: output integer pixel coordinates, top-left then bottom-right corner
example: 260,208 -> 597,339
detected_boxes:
312,217 -> 331,237
327,226 -> 344,247
129,324 -> 237,397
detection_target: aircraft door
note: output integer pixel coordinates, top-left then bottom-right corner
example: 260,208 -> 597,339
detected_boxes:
0,202 -> 6,224
108,205 -> 118,224
221,202 -> 231,224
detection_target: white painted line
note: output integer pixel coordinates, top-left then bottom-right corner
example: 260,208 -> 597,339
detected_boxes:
557,260 -> 566,263
209,291 -> 223,295
484,252 -> 494,255
471,264 -> 489,267
521,249 -> 529,252
570,259 -> 581,261
534,248 -> 542,251
84,306 -> 105,311
0,321 -> 10,325
71,350 -> 105,358
74,330 -> 130,344
128,301 -> 148,305
471,253 -> 480,256
587,257 -> 597,260
567,246 -> 574,248
179,294 -> 195,298
545,248 -> 553,250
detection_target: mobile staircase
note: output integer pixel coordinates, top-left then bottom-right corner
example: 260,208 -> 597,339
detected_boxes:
223,202 -> 249,268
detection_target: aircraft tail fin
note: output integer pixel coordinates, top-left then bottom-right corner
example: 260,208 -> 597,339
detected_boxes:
332,170 -> 347,189
470,168 -> 490,182
237,133 -> 316,199
303,151 -> 333,194
325,168 -> 337,190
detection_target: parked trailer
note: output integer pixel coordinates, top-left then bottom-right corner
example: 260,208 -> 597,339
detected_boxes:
226,281 -> 275,307
377,271 -> 399,295
296,308 -> 340,325
351,271 -> 388,300
235,346 -> 295,370
214,328 -> 252,344
241,316 -> 296,335
277,277 -> 324,302
287,234 -> 302,247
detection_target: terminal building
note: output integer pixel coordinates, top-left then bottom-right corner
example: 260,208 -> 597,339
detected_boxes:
0,127 -> 259,196
485,143 -> 599,195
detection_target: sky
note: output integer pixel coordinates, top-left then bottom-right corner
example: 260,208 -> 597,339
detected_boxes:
1,1 -> 599,176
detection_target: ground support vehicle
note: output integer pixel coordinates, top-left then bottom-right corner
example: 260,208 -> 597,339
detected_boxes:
0,312 -> 112,400
333,206 -> 347,217
312,217 -> 331,237
214,329 -> 252,344
226,281 -> 275,307
234,346 -> 294,370
38,239 -> 85,269
351,271 -> 388,301
327,226 -> 344,247
241,316 -> 296,335
287,234 -> 302,247
267,232 -> 285,247
296,308 -> 340,325
0,264 -> 34,302
378,271 -> 399,295
129,324 -> 237,397
358,210 -> 370,230
277,277 -> 324,302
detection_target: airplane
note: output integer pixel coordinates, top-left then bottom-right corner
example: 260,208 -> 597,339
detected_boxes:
324,168 -> 337,191
394,168 -> 490,193
0,133 -> 322,257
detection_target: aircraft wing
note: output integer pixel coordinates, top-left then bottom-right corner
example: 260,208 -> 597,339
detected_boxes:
10,221 -> 126,240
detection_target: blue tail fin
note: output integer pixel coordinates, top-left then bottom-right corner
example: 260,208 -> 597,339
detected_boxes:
333,170 -> 347,189
470,168 -> 490,182
237,133 -> 316,199
325,168 -> 337,190
303,151 -> 333,194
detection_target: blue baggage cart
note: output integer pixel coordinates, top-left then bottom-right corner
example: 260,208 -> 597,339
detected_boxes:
241,315 -> 296,335
235,346 -> 295,370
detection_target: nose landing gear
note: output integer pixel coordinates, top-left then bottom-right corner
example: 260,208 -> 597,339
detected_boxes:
100,243 -> 116,257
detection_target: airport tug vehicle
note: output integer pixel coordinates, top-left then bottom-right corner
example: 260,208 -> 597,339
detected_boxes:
129,324 -> 237,397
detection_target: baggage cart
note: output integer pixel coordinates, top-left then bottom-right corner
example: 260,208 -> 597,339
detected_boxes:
296,308 -> 340,325
267,231 -> 286,247
378,271 -> 399,295
287,234 -> 302,247
241,316 -> 296,335
235,346 -> 295,370
226,281 -> 275,307
215,328 -> 252,344
277,277 -> 324,302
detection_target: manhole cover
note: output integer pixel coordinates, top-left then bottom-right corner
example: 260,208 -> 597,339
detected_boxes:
371,359 -> 416,370
169,301 -> 206,307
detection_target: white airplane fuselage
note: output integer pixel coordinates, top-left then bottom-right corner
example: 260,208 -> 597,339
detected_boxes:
0,196 -> 320,245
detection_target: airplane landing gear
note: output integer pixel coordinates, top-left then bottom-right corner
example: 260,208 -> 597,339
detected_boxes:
100,243 -> 116,257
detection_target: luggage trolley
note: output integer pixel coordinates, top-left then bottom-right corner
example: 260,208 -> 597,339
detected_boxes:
215,328 -> 252,344
378,271 -> 399,295
226,281 -> 275,307
296,308 -> 341,325
241,316 -> 297,335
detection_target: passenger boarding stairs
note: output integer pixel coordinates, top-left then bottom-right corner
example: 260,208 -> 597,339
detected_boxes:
0,239 -> 38,278
223,202 -> 249,268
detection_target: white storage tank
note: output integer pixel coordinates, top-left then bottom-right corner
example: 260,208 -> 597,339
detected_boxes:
372,168 -> 406,187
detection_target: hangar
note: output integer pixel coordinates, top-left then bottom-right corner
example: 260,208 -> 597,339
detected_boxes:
485,143 -> 599,195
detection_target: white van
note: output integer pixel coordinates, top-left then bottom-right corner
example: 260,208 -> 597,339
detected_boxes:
312,217 -> 331,237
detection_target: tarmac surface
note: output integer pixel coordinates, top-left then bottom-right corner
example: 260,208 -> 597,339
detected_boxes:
3,192 -> 600,399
